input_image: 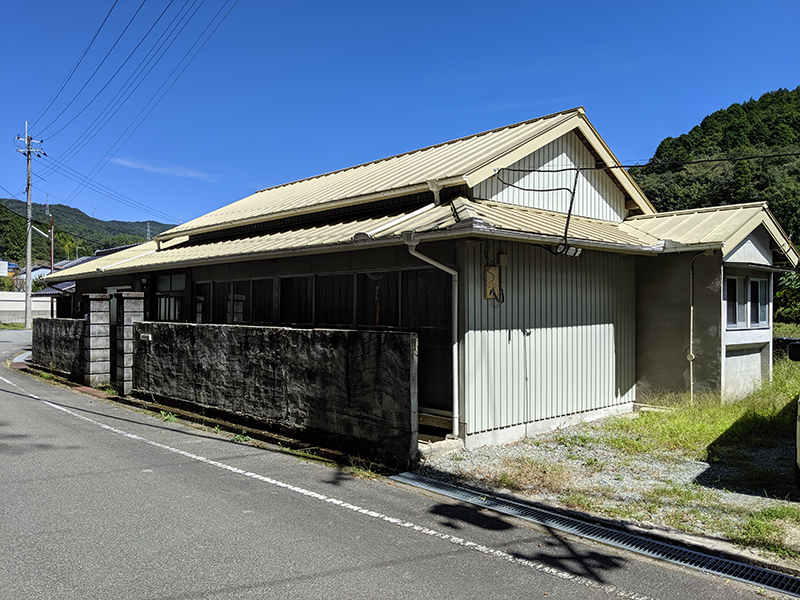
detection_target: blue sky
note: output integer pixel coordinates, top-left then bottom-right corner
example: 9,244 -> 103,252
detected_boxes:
1,0 -> 798,227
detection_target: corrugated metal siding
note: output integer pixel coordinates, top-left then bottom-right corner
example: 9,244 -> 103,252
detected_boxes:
474,131 -> 626,223
461,241 -> 636,436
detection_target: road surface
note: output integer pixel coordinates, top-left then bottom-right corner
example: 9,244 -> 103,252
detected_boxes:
0,330 -> 781,599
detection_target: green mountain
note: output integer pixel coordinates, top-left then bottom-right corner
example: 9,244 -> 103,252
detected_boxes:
629,86 -> 800,322
629,87 -> 800,244
0,198 -> 173,265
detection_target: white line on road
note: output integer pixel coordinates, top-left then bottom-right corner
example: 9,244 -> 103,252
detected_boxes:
0,375 -> 18,387
33,394 -> 655,600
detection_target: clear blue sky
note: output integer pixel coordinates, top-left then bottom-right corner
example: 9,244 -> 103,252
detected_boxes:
1,0 -> 798,227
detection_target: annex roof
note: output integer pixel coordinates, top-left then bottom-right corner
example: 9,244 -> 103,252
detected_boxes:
155,108 -> 655,242
626,202 -> 799,265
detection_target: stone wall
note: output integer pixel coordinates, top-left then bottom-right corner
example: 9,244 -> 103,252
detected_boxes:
32,318 -> 84,377
133,323 -> 418,469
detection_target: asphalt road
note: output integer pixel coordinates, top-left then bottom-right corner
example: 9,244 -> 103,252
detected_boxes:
0,329 -> 782,599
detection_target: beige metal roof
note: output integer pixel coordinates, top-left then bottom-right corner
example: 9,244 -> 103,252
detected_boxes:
626,202 -> 799,265
156,108 -> 655,242
50,198 -> 667,283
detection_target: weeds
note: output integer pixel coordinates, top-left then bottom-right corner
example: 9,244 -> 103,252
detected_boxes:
344,457 -> 381,480
231,430 -> 252,443
728,506 -> 800,556
159,411 -> 179,423
486,456 -> 571,492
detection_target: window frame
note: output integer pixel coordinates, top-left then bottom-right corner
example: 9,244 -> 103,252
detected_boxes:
725,275 -> 770,330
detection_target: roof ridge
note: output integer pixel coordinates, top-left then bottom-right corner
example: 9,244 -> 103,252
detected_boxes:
253,107 -> 586,195
627,201 -> 767,220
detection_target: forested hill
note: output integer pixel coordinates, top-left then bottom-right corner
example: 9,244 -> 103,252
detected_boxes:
0,198 -> 173,265
629,87 -> 800,243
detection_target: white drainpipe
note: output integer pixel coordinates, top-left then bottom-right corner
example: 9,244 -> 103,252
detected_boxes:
402,231 -> 459,438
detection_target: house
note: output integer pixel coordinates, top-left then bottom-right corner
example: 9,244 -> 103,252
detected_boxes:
46,107 -> 798,449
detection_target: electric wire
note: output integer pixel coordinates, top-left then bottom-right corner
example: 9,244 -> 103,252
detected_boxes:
45,0 -> 204,173
30,0 -> 120,128
40,0 -> 237,212
498,151 -> 800,175
35,0 -> 149,138
41,0 -> 179,141
36,154 -> 178,222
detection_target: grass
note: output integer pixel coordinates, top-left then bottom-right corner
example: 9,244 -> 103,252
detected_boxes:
486,456 -> 571,492
0,323 -> 25,330
729,506 -> 800,557
344,456 -> 382,480
774,321 -> 800,338
231,429 -> 252,443
159,411 -> 179,423
601,356 -> 800,463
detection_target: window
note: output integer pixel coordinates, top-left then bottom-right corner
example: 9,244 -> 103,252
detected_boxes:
280,276 -> 313,326
251,278 -> 274,324
726,276 -> 769,329
750,278 -> 769,326
315,274 -> 354,327
155,273 -> 185,321
356,272 -> 399,328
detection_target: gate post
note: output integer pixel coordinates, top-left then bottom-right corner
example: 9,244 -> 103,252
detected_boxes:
115,292 -> 144,396
83,293 -> 111,388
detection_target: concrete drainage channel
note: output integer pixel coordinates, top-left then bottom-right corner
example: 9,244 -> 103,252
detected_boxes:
391,472 -> 800,598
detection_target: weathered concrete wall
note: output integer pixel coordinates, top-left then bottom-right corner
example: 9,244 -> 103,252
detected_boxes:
636,252 -> 723,398
32,318 -> 84,377
133,323 -> 418,468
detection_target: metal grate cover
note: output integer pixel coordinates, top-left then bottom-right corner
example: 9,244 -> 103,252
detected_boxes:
392,472 -> 800,597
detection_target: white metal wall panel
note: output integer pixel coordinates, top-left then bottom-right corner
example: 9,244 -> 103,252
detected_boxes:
461,241 -> 636,436
474,131 -> 626,223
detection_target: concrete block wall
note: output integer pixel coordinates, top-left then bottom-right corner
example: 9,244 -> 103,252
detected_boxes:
133,323 -> 419,469
32,318 -> 84,375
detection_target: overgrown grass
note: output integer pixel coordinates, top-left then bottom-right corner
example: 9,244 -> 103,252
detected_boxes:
774,322 -> 800,338
601,356 -> 800,462
486,456 -> 571,492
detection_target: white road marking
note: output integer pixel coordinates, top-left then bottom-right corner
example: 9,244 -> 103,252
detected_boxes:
0,375 -> 18,387
34,395 -> 655,600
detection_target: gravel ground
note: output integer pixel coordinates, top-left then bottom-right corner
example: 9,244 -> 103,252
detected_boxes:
416,413 -> 800,571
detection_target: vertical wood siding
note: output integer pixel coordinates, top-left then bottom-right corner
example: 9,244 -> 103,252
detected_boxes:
474,131 -> 626,223
461,241 -> 636,436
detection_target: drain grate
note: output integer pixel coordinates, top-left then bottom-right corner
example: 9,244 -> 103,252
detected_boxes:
391,472 -> 800,597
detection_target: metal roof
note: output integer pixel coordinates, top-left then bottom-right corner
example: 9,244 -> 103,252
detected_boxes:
48,198 -> 668,282
155,108 -> 655,242
627,202 -> 799,265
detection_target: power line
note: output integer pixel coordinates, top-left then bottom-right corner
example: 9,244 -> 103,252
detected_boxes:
497,151 -> 800,176
41,0 -> 180,141
44,0 -> 204,171
36,154 -> 178,222
31,0 -> 120,128
35,0 -> 149,138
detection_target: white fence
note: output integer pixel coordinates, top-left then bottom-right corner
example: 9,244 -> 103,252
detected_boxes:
0,292 -> 54,323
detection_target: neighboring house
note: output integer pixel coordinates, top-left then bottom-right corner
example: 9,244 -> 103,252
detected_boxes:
46,107 -> 798,449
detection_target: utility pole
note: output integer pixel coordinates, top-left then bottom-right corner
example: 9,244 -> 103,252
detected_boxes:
15,122 -> 44,330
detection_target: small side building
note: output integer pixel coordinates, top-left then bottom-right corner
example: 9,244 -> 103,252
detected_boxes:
632,203 -> 797,401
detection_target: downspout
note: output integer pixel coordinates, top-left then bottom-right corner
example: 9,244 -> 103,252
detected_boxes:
402,231 -> 459,438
